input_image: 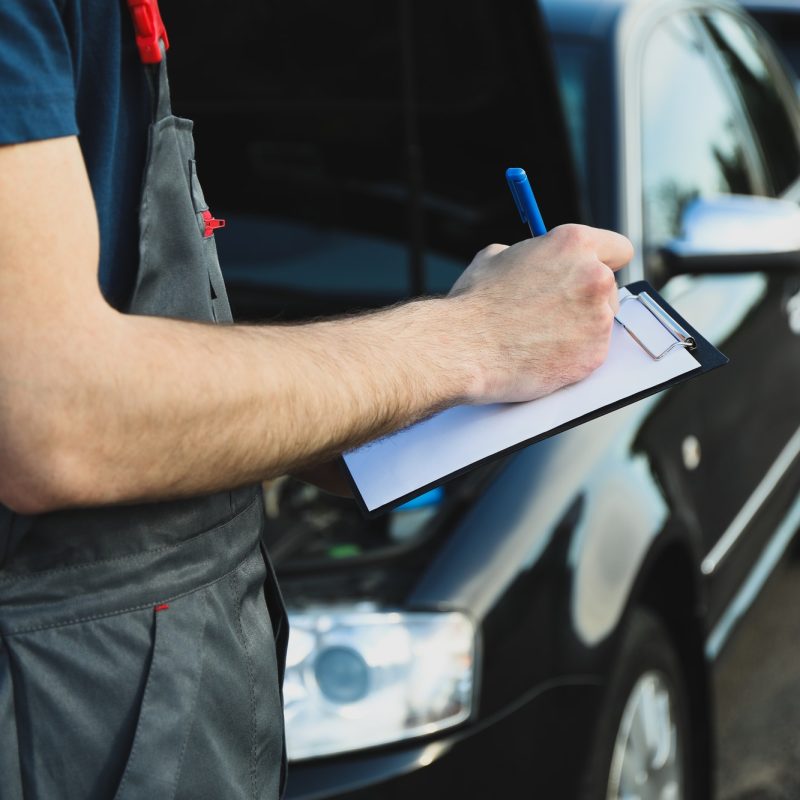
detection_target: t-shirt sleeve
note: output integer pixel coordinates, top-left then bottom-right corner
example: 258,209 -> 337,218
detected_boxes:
0,0 -> 77,145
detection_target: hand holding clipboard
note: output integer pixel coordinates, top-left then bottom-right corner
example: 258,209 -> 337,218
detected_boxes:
343,170 -> 728,515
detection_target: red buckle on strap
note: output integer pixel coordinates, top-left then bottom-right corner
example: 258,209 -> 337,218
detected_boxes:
127,0 -> 170,64
201,210 -> 226,238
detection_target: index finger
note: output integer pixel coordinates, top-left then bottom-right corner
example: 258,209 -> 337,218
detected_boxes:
553,224 -> 634,271
587,227 -> 634,271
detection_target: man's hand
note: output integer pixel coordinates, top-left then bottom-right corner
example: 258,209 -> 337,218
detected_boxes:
448,225 -> 633,404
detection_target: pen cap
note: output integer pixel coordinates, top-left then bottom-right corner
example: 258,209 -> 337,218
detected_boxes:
505,167 -> 546,235
506,168 -> 528,222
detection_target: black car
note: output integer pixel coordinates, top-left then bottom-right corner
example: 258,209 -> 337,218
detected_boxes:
165,0 -> 800,797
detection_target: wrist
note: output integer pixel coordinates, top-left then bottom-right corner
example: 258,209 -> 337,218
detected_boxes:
424,295 -> 487,405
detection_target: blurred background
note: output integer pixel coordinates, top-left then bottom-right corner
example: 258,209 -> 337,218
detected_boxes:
162,1 -> 800,797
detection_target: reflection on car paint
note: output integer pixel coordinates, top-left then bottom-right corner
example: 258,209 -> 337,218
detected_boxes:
663,272 -> 768,347
569,451 -> 668,645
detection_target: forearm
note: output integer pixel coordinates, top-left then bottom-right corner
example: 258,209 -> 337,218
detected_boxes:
1,137 -> 633,515
0,295 -> 475,511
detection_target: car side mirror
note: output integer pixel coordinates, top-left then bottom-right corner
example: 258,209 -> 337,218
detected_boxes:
661,194 -> 800,275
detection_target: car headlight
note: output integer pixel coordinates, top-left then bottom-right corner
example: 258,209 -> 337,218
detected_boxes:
283,606 -> 476,761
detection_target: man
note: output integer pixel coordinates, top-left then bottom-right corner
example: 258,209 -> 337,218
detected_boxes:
0,1 -> 633,799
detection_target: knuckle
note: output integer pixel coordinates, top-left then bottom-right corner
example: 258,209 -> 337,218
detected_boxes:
477,242 -> 507,260
575,265 -> 602,296
553,223 -> 587,249
578,262 -> 615,299
600,266 -> 617,294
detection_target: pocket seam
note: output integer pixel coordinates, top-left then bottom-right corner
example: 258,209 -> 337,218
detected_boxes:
166,590 -> 209,800
113,589 -> 210,800
112,611 -> 162,799
229,568 -> 259,800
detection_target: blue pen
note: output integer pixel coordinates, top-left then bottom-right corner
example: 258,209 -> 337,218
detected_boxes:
506,167 -> 547,237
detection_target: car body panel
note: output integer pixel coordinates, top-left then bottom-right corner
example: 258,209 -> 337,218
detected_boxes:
285,679 -> 601,799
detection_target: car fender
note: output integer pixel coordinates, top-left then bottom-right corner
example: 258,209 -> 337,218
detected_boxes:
568,449 -> 669,646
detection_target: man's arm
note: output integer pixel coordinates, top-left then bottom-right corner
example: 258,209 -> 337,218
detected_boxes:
0,136 -> 632,514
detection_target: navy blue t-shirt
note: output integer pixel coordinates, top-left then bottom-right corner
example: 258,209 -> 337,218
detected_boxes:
0,0 -> 150,308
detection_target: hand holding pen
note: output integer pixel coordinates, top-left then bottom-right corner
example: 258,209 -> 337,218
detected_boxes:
444,168 -> 631,403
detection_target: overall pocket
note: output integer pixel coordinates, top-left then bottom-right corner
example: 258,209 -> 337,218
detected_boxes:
2,605 -> 159,800
113,589 -> 209,800
171,547 -> 285,800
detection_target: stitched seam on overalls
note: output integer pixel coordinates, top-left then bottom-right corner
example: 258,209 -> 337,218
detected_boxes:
2,639 -> 26,797
2,548 -> 253,637
228,567 -> 258,800
169,589 -> 210,800
0,496 -> 260,584
113,608 -> 163,799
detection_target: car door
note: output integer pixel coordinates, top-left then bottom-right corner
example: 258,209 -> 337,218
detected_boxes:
634,8 -> 785,615
688,6 -> 800,615
693,8 -> 800,795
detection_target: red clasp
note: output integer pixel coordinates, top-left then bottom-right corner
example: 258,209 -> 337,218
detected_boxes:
201,210 -> 226,238
127,0 -> 170,64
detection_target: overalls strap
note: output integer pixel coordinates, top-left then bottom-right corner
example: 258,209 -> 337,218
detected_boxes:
0,4 -> 289,797
127,0 -> 172,120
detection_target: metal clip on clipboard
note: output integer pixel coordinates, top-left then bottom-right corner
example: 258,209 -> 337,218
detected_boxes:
615,292 -> 697,361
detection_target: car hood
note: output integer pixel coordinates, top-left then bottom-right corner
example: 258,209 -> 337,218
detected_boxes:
164,0 -> 582,259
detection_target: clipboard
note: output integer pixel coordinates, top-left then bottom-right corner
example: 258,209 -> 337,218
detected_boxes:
344,280 -> 728,517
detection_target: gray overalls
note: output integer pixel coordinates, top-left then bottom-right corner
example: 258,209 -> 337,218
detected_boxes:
0,10 -> 288,799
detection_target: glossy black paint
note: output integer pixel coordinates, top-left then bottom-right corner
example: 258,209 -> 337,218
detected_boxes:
287,680 -> 601,799
163,0 -> 800,797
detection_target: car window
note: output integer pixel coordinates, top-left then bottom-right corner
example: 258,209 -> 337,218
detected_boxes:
702,10 -> 800,196
641,13 -> 753,260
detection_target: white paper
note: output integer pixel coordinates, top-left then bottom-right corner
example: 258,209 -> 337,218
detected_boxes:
345,288 -> 700,511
